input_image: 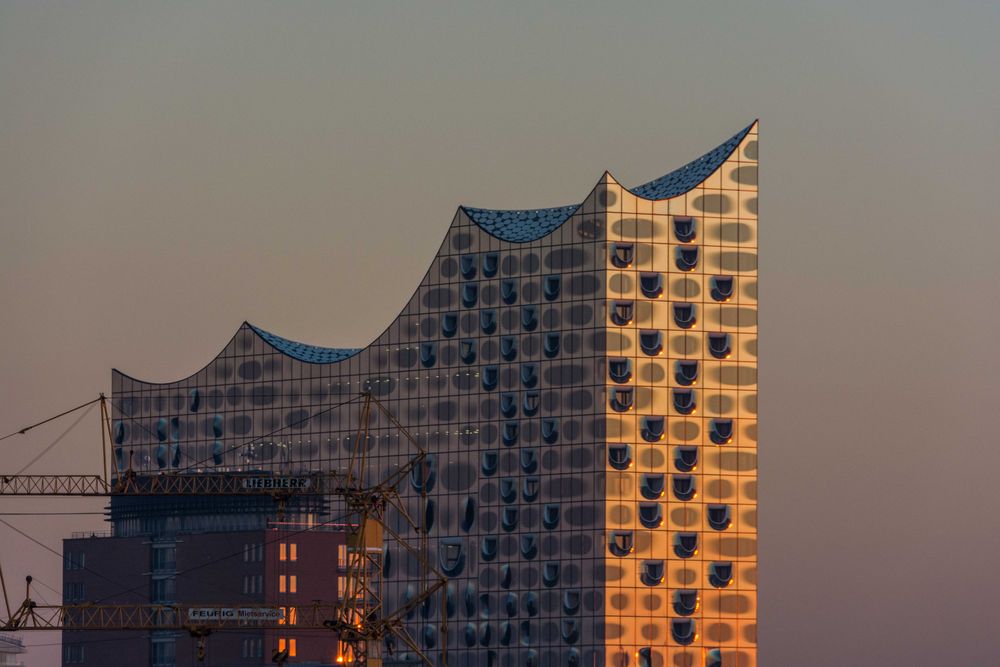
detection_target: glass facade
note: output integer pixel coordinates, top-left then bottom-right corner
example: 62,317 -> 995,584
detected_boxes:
110,121 -> 759,667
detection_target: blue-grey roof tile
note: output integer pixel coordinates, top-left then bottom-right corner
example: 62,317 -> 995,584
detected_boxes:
249,324 -> 360,364
462,122 -> 753,243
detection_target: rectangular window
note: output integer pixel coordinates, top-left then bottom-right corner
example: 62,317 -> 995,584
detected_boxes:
151,639 -> 176,666
279,543 -> 287,561
289,543 -> 297,561
338,544 -> 348,569
64,581 -> 86,602
279,575 -> 286,593
289,575 -> 297,593
64,551 -> 85,571
338,576 -> 347,598
152,546 -> 176,571
63,643 -> 85,664
277,638 -> 297,657
151,578 -> 175,603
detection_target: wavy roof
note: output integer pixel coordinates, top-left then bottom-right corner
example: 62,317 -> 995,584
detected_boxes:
248,324 -> 360,364
462,121 -> 754,243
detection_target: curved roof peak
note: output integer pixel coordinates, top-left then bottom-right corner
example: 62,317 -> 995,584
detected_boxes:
248,323 -> 360,364
462,121 -> 754,243
628,121 -> 754,200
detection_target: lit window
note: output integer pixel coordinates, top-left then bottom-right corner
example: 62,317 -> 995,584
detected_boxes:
671,619 -> 696,646
674,532 -> 698,559
481,450 -> 498,476
460,339 -> 477,364
610,301 -> 633,326
520,534 -> 538,559
520,448 -> 538,473
500,478 -> 517,504
289,544 -> 297,562
672,475 -> 697,501
543,275 -> 561,301
611,243 -> 634,268
640,560 -> 664,587
675,360 -> 699,386
481,536 -> 498,562
710,419 -> 734,445
462,283 -> 478,308
640,272 -> 663,298
673,388 -> 696,415
289,575 -> 297,593
522,476 -> 540,502
279,575 -> 286,593
608,444 -> 632,471
608,358 -> 632,384
542,504 -> 560,530
640,416 -> 664,442
675,245 -> 699,272
638,502 -> 663,528
500,335 -> 518,361
441,312 -> 458,338
502,421 -> 518,446
480,309 -> 497,334
639,330 -> 663,356
500,393 -> 517,418
279,544 -> 287,562
640,473 -> 665,499
420,342 -> 436,368
711,275 -> 735,302
460,254 -> 477,279
543,332 -> 560,358
608,531 -> 633,557
482,365 -> 498,391
501,507 -> 519,532
541,419 -> 558,444
675,446 -> 698,472
460,497 -> 476,532
610,387 -> 634,412
522,391 -> 540,417
521,305 -> 538,331
483,252 -> 499,278
673,302 -> 696,329
520,363 -> 538,388
337,544 -> 347,569
708,504 -> 732,531
673,216 -> 696,242
708,332 -> 732,359
501,279 -> 517,304
709,562 -> 734,588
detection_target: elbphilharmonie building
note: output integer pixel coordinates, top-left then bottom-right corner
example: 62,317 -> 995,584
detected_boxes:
111,121 -> 759,667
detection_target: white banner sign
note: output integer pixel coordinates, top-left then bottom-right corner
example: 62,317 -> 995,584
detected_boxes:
241,477 -> 311,490
187,608 -> 285,622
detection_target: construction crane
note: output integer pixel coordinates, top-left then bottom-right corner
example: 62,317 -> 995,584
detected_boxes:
0,392 -> 447,666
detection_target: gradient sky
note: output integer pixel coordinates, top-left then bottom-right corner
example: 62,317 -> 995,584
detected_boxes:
1,2 -> 999,665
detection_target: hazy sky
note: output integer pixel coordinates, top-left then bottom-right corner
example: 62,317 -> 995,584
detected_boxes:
1,2 -> 999,665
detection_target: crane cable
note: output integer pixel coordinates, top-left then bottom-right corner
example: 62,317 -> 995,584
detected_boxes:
0,396 -> 103,443
11,403 -> 97,476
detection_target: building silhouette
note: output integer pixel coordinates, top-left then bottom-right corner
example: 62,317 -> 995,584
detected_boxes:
102,121 -> 759,667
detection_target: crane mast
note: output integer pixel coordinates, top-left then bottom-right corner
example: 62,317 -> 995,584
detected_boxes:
0,392 -> 447,666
